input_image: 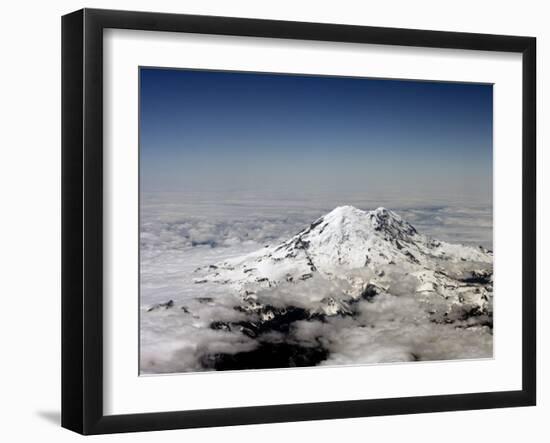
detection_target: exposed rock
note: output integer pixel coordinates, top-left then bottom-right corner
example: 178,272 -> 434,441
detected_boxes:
201,342 -> 329,371
147,299 -> 174,312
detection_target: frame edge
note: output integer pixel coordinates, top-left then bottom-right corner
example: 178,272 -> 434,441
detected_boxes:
61,8 -> 85,435
521,36 -> 537,406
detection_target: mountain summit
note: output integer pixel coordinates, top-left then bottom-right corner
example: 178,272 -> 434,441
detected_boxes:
276,205 -> 422,272
196,206 -> 493,314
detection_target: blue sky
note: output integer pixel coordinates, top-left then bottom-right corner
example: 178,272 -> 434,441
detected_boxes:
140,68 -> 492,201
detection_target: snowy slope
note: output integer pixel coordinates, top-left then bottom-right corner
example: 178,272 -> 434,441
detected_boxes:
195,206 -> 493,315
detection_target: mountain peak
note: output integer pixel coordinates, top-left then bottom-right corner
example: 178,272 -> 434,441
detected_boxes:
318,206 -> 412,240
367,207 -> 417,239
199,207 -> 492,301
326,205 -> 365,217
194,207 -> 494,321
320,205 -> 366,228
324,205 -> 397,221
373,206 -> 391,215
371,207 -> 401,222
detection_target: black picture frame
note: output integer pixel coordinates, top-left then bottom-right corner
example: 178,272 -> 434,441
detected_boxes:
62,8 -> 536,435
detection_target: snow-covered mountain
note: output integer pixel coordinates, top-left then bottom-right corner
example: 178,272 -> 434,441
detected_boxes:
195,206 -> 493,316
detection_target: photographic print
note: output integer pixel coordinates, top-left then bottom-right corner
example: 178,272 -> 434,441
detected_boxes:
139,68 -> 493,375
